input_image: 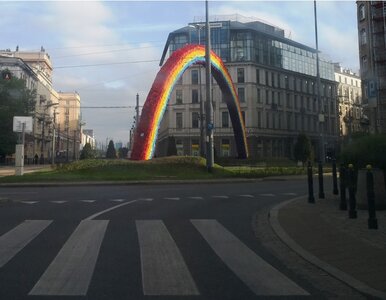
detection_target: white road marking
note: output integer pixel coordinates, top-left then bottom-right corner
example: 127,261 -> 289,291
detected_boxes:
80,200 -> 96,203
189,197 -> 204,200
164,197 -> 180,201
239,195 -> 254,198
29,220 -> 108,296
136,220 -> 199,296
110,199 -> 125,202
50,201 -> 67,204
281,193 -> 297,196
0,220 -> 52,268
259,193 -> 275,197
138,198 -> 154,202
84,200 -> 138,221
191,219 -> 309,296
20,201 -> 39,204
212,196 -> 229,199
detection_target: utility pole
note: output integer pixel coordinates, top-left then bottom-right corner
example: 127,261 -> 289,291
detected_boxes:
205,0 -> 214,172
314,0 -> 325,163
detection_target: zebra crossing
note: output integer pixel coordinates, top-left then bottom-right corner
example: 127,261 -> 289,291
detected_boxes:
0,218 -> 309,297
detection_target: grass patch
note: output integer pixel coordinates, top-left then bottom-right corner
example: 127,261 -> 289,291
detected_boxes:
0,156 -> 331,183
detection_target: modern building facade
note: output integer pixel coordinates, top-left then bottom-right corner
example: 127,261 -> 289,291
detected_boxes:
357,1 -> 386,133
156,17 -> 339,160
334,63 -> 365,143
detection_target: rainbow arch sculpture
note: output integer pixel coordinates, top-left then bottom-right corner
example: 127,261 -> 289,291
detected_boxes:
131,44 -> 248,160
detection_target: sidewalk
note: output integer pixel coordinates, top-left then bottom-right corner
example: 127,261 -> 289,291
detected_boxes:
0,165 -> 52,177
270,194 -> 386,299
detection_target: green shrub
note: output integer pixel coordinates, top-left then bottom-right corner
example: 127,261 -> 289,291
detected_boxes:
339,134 -> 386,170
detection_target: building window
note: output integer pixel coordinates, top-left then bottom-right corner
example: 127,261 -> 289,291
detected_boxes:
278,92 -> 282,106
176,112 -> 183,129
237,68 -> 245,83
238,87 -> 245,102
176,90 -> 183,104
265,71 -> 269,86
360,29 -> 367,45
358,4 -> 365,21
221,139 -> 230,157
287,112 -> 292,130
265,90 -> 269,104
192,112 -> 199,128
257,111 -> 261,128
285,75 -> 289,89
192,89 -> 198,104
256,69 -> 260,84
222,111 -> 229,128
257,88 -> 261,103
266,112 -> 270,128
271,72 -> 275,87
294,95 -> 298,109
191,69 -> 198,85
286,93 -> 291,108
361,55 -> 368,71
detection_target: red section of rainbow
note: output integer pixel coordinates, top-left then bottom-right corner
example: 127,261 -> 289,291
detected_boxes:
131,44 -> 248,160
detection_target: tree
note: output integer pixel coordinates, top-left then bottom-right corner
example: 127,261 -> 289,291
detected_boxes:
118,147 -> 129,159
106,140 -> 117,159
80,143 -> 95,160
167,136 -> 177,156
294,133 -> 312,165
0,69 -> 36,159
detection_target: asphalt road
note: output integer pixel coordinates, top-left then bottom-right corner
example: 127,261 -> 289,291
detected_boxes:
0,178 -> 361,299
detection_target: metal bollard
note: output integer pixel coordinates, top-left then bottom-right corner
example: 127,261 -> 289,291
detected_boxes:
339,164 -> 347,210
332,158 -> 339,195
348,164 -> 357,219
318,161 -> 325,199
307,161 -> 315,203
366,165 -> 378,229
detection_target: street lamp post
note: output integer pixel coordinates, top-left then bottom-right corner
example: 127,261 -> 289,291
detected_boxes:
190,23 -> 206,158
205,0 -> 214,172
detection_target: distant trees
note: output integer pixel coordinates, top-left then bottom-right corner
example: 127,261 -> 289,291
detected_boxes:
106,140 -> 117,159
294,133 -> 313,165
167,136 -> 177,156
118,147 -> 129,159
80,143 -> 95,160
0,69 -> 36,159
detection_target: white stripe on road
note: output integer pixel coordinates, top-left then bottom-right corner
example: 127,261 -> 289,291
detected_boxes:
281,193 -> 297,196
51,201 -> 67,204
164,197 -> 180,201
110,199 -> 125,202
29,220 -> 108,296
84,200 -> 138,221
191,219 -> 309,296
136,220 -> 199,296
20,201 -> 39,204
0,220 -> 52,268
189,197 -> 204,200
239,194 -> 254,198
211,196 -> 229,199
259,193 -> 276,197
80,200 -> 96,203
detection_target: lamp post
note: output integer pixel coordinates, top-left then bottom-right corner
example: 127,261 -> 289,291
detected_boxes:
205,0 -> 214,172
190,23 -> 206,158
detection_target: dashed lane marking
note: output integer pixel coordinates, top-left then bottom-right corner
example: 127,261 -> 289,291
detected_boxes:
281,193 -> 297,196
189,197 -> 204,200
110,199 -> 125,202
259,194 -> 275,197
211,196 -> 229,199
50,201 -> 67,204
20,201 -> 39,205
80,200 -> 96,203
239,195 -> 254,198
164,197 -> 180,201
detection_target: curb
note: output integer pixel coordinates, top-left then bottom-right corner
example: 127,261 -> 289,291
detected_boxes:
269,196 -> 386,300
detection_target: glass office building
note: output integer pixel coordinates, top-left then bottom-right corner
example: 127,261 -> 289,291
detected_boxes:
157,19 -> 338,159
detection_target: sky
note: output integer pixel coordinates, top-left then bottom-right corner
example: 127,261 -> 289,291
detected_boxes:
0,0 -> 359,146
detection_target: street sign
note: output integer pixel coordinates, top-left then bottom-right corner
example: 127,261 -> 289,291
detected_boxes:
13,116 -> 33,133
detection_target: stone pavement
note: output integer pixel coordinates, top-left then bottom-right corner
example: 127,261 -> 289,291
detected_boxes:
270,194 -> 386,299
